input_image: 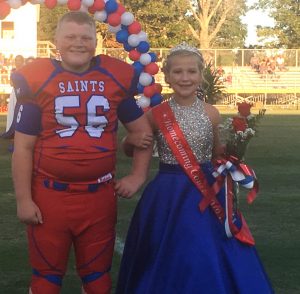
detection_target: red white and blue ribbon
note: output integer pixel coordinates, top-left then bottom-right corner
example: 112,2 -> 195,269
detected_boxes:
213,156 -> 259,204
212,157 -> 259,245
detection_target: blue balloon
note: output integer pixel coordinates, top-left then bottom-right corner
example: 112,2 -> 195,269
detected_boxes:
123,42 -> 133,52
137,83 -> 144,94
132,61 -> 144,74
149,52 -> 157,62
150,93 -> 163,107
105,0 -> 118,13
116,29 -> 129,44
137,41 -> 150,53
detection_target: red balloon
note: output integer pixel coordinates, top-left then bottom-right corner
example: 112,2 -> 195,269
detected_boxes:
0,2 -> 11,20
45,0 -> 57,9
67,0 -> 81,11
116,3 -> 126,15
128,21 -> 142,34
107,13 -> 121,27
88,6 -> 96,14
144,62 -> 159,75
92,0 -> 105,11
129,50 -> 141,61
143,84 -> 157,98
154,83 -> 163,94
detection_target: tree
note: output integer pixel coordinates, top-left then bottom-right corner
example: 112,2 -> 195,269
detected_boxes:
124,0 -> 191,47
255,0 -> 300,48
37,6 -> 68,42
37,1 -> 248,49
37,6 -> 115,48
186,0 -> 247,49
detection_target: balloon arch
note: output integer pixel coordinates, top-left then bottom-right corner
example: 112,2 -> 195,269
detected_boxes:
0,0 -> 163,108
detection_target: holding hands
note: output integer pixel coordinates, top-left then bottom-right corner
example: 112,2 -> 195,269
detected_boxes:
116,130 -> 154,198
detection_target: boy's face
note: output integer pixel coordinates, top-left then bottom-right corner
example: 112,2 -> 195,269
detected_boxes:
55,21 -> 97,73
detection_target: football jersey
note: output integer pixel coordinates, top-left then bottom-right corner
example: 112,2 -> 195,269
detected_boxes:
12,55 -> 143,183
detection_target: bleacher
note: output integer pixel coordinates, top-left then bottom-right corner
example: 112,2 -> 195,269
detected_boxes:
225,66 -> 300,93
216,66 -> 300,106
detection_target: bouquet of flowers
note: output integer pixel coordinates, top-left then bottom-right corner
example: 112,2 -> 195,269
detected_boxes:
220,101 -> 261,161
214,101 -> 265,245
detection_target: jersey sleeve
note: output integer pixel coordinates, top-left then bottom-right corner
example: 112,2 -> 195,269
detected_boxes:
10,71 -> 35,101
117,97 -> 143,123
15,102 -> 42,136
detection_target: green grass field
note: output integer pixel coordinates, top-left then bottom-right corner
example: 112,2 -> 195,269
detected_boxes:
0,112 -> 299,293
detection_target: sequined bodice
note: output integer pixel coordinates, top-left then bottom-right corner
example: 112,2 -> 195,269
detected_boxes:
155,98 -> 213,164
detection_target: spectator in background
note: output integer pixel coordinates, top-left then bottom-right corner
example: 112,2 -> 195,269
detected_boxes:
0,64 -> 9,84
259,58 -> 268,79
250,54 -> 260,72
276,55 -> 287,71
10,55 -> 25,77
6,55 -> 25,134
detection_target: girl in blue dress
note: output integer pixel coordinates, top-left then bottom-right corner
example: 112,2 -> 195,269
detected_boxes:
116,43 -> 274,294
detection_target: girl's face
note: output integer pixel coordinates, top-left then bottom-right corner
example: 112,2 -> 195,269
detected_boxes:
165,54 -> 202,104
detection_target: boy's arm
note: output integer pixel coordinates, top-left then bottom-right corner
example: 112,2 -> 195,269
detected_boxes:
115,114 -> 154,198
12,131 -> 43,224
122,131 -> 153,157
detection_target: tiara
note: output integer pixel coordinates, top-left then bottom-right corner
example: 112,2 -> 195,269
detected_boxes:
169,42 -> 203,59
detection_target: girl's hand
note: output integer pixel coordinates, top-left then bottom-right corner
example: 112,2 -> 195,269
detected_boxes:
127,132 -> 153,149
114,174 -> 146,199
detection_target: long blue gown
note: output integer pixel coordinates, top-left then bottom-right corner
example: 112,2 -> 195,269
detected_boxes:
116,99 -> 274,294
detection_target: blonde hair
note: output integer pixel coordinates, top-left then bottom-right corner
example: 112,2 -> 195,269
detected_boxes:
56,11 -> 96,35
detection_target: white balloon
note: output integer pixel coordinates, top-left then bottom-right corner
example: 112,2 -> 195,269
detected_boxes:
56,0 -> 68,4
128,34 -> 140,47
8,0 -> 22,9
139,72 -> 152,86
136,95 -> 151,108
30,0 -> 45,4
121,12 -> 134,26
139,53 -> 151,65
79,5 -> 89,12
108,24 -> 122,33
137,31 -> 148,42
94,11 -> 107,22
81,0 -> 94,7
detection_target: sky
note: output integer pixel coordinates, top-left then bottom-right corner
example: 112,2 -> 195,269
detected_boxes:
241,0 -> 275,46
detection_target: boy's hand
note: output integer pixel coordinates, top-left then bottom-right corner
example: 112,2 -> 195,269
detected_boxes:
114,174 -> 146,199
17,199 -> 43,225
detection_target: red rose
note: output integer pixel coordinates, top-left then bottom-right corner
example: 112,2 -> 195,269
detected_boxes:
237,102 -> 252,117
232,117 -> 247,132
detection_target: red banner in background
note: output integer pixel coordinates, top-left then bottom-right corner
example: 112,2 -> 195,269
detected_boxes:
0,106 -> 8,113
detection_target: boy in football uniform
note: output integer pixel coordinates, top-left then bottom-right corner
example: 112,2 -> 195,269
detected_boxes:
11,11 -> 153,294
